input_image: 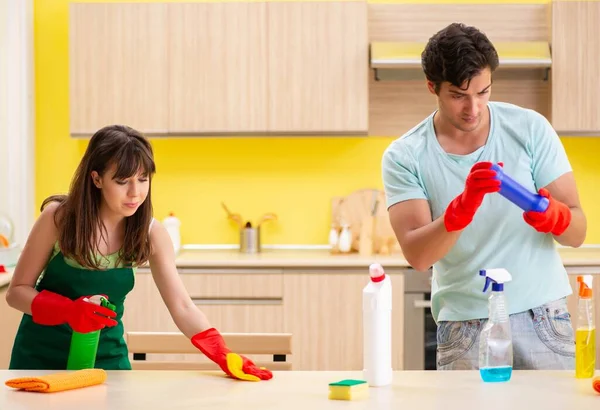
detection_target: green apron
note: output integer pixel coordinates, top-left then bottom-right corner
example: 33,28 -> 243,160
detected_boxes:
9,250 -> 135,370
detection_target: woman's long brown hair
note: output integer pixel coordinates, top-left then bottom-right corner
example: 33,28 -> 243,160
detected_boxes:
41,125 -> 156,270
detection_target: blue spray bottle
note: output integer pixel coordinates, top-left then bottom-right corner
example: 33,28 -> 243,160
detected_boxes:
479,268 -> 513,382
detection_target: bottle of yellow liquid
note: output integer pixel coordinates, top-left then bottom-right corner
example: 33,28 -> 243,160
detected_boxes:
576,275 -> 596,378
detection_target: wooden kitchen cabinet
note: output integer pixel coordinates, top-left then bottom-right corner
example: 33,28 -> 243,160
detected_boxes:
124,267 -> 404,370
123,269 -> 284,364
551,1 -> 600,134
69,2 -> 369,136
178,269 -> 284,334
282,270 -> 404,371
267,2 -> 369,134
69,3 -> 169,136
168,3 -> 268,134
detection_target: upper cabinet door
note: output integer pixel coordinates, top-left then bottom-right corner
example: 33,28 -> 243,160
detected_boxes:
267,2 -> 369,134
168,3 -> 268,134
69,4 -> 169,136
551,1 -> 600,135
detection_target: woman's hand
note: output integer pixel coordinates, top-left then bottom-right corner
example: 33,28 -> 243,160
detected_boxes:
31,290 -> 117,333
191,328 -> 273,381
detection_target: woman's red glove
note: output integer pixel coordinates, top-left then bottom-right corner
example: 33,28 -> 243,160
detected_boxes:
191,328 -> 273,381
31,290 -> 117,333
523,188 -> 572,236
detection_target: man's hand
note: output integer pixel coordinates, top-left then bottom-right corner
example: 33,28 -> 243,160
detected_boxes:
444,161 -> 501,232
523,188 -> 572,236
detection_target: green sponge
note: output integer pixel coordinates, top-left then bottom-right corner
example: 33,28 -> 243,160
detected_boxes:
328,379 -> 368,400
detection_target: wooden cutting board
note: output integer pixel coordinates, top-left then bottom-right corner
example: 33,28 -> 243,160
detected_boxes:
331,188 -> 400,255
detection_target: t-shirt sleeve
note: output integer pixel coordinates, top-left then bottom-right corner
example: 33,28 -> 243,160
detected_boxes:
381,143 -> 428,209
528,110 -> 573,189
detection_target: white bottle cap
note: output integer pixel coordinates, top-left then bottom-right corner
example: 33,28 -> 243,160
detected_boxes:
369,263 -> 385,282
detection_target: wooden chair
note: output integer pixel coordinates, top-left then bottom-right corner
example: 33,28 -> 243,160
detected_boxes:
126,331 -> 293,371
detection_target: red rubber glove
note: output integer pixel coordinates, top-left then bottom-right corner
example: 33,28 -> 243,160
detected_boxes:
444,161 -> 502,232
191,328 -> 273,381
31,290 -> 117,333
523,188 -> 571,236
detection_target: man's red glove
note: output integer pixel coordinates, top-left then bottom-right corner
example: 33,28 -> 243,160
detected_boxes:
444,161 -> 502,232
31,290 -> 117,333
191,328 -> 273,381
523,188 -> 571,236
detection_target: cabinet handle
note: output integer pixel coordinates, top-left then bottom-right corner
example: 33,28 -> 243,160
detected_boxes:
192,298 -> 283,306
413,300 -> 431,309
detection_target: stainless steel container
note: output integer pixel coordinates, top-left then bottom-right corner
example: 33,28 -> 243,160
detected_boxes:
240,227 -> 260,253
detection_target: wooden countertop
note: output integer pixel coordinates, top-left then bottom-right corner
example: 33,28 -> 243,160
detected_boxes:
1,370 -> 598,409
171,246 -> 600,269
1,247 -> 598,286
174,248 -> 411,269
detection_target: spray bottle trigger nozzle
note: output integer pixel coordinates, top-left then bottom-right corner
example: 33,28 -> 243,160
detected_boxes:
482,276 -> 493,293
479,269 -> 511,293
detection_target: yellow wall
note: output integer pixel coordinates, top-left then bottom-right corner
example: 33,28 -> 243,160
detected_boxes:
35,0 -> 600,246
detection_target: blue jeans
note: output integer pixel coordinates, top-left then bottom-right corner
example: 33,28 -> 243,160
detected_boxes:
436,298 -> 575,370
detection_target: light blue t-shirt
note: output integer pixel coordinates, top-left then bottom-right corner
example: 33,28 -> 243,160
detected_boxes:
382,101 -> 573,323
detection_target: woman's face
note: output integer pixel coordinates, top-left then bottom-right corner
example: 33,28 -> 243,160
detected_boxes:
92,163 -> 150,218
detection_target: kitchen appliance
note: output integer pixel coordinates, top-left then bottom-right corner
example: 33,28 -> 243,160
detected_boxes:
403,268 -> 436,370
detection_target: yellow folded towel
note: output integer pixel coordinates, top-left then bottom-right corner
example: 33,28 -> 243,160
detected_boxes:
5,369 -> 107,393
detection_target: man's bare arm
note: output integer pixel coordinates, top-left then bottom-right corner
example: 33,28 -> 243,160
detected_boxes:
388,199 -> 462,271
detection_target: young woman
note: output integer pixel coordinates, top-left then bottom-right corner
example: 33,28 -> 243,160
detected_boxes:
6,125 -> 272,381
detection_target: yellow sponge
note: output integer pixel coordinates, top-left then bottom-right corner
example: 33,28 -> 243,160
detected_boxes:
328,379 -> 369,400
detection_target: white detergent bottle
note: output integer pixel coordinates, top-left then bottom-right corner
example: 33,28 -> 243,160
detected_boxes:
162,212 -> 181,254
478,268 -> 513,382
362,263 -> 392,387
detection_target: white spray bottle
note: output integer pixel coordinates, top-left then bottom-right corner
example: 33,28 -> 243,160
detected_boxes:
362,263 -> 392,387
478,268 -> 513,382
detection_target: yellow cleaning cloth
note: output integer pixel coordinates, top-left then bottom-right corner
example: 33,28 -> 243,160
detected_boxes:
5,369 -> 107,393
226,353 -> 260,382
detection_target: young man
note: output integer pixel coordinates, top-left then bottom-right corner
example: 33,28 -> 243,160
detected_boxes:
382,23 -> 587,370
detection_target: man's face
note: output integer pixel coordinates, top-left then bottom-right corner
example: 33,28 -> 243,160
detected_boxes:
428,67 -> 492,133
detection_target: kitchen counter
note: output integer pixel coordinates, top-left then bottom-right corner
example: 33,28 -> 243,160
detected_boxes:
1,247 -> 599,285
172,246 -> 600,269
174,248 -> 411,269
1,370 -> 598,409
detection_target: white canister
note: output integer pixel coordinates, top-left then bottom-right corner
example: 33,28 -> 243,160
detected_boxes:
162,213 -> 181,254
337,223 -> 352,253
328,225 -> 339,250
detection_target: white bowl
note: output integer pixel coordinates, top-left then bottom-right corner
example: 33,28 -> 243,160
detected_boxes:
0,243 -> 20,267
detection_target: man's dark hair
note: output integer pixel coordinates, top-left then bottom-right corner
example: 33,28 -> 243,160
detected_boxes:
421,23 -> 499,94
